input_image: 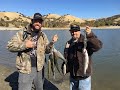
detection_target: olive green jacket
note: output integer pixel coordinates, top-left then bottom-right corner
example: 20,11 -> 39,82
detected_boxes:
7,25 -> 53,74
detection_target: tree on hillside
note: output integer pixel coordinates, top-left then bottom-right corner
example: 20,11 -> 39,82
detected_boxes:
4,16 -> 9,20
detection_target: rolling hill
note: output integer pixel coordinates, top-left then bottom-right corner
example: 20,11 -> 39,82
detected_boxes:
0,11 -> 119,28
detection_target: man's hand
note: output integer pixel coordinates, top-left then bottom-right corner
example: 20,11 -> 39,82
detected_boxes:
52,34 -> 58,43
25,39 -> 35,48
85,26 -> 91,34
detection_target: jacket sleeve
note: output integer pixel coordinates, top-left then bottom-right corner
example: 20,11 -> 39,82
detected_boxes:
87,32 -> 103,52
7,30 -> 27,52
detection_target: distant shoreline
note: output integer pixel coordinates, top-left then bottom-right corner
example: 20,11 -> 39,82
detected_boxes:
0,26 -> 120,31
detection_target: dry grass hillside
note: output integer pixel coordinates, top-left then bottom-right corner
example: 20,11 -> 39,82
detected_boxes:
0,12 -> 31,28
0,12 -> 31,22
115,18 -> 120,21
0,11 -> 119,28
44,14 -> 87,23
0,12 -> 87,28
84,18 -> 96,21
59,14 -> 85,23
43,14 -> 86,28
44,14 -> 61,19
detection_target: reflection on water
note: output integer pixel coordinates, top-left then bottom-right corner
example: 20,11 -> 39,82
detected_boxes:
0,29 -> 120,90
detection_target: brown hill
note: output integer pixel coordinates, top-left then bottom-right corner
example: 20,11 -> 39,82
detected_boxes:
44,14 -> 61,19
0,12 -> 30,22
0,11 -> 119,28
59,14 -> 85,23
0,12 -> 31,28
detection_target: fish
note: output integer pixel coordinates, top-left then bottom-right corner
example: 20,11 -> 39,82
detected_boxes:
62,63 -> 66,75
47,47 -> 67,79
83,30 -> 89,75
83,48 -> 89,75
48,59 -> 51,79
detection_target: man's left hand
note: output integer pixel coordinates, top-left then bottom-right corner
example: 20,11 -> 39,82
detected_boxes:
85,26 -> 92,34
52,34 -> 58,43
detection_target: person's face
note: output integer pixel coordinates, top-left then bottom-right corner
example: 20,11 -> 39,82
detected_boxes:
32,19 -> 43,30
70,30 -> 81,40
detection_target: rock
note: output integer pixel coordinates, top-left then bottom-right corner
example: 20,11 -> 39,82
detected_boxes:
0,65 -> 70,90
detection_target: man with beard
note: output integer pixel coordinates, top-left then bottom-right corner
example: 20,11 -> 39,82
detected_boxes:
7,13 -> 58,90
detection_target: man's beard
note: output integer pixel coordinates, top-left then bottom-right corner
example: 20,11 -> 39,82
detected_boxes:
72,37 -> 79,42
33,28 -> 40,33
32,25 -> 41,33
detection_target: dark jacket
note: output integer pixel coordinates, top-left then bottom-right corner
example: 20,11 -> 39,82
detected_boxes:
64,32 -> 102,80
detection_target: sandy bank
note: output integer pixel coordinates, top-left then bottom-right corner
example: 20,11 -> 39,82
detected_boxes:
0,64 -> 69,90
0,27 -> 22,30
0,26 -> 120,31
91,26 -> 120,29
0,65 -> 15,90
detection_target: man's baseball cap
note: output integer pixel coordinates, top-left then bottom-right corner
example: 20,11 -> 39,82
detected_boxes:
69,24 -> 80,31
32,13 -> 43,21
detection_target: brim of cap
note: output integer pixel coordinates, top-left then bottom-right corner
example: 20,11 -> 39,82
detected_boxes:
69,29 -> 80,31
32,18 -> 43,21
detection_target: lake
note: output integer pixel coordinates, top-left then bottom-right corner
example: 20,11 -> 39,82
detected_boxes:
0,29 -> 120,90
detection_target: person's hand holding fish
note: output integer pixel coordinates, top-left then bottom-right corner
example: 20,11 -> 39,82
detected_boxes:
52,34 -> 58,43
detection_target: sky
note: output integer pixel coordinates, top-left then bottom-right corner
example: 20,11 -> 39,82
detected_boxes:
0,0 -> 119,19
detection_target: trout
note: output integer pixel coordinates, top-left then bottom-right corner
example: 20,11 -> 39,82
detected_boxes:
48,47 -> 66,79
83,30 -> 89,75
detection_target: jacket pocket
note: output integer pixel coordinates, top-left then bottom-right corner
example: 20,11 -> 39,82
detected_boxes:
16,52 -> 31,71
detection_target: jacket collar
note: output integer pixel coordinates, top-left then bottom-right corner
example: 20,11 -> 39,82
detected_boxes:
71,34 -> 84,42
78,34 -> 84,42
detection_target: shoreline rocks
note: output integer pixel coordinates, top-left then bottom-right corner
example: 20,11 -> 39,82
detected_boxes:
0,64 -> 15,90
0,64 -> 70,90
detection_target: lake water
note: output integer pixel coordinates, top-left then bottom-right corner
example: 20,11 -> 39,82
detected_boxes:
0,29 -> 120,90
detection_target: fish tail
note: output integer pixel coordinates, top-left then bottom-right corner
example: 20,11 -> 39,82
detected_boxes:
48,59 -> 51,79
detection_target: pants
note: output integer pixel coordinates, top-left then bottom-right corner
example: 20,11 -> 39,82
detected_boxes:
18,67 -> 43,90
70,76 -> 91,90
